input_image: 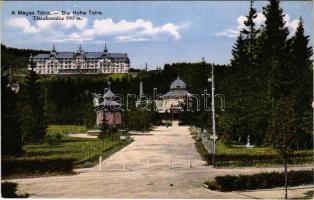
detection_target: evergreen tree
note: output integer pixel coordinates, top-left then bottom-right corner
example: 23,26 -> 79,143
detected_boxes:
241,0 -> 260,58
20,60 -> 47,142
1,70 -> 23,156
220,0 -> 263,144
226,34 -> 250,142
286,18 -> 313,149
260,0 -> 289,99
267,97 -> 296,199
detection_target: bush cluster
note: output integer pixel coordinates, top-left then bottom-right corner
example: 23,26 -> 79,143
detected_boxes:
205,170 -> 314,191
194,139 -> 312,167
2,158 -> 75,177
209,153 -> 313,167
1,182 -> 29,198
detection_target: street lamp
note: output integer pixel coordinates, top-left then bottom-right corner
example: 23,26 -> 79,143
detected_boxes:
208,64 -> 217,165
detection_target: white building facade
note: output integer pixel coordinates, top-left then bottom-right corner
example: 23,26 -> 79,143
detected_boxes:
29,45 -> 130,74
156,77 -> 191,113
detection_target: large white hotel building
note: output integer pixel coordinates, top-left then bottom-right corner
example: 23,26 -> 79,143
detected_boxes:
29,45 -> 130,74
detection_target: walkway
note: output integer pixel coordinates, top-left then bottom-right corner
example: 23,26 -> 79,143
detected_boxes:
10,122 -> 313,198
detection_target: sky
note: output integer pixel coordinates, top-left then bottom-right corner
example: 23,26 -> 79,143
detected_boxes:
1,1 -> 313,69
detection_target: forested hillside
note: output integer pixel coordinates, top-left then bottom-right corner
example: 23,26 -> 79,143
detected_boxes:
1,44 -> 49,74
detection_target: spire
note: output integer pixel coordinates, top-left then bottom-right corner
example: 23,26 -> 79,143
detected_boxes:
79,44 -> 83,52
52,44 -> 56,52
104,43 -> 108,53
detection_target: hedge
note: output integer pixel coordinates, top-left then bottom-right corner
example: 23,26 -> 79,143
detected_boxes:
205,170 -> 314,192
209,153 -> 313,167
1,182 -> 19,198
194,139 -> 313,167
2,158 -> 75,177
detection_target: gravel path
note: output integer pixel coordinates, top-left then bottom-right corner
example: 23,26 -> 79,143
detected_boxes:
9,121 -> 313,198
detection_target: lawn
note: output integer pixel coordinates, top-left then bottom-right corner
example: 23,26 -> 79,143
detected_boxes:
21,125 -> 130,168
23,136 -> 123,166
215,141 -> 311,155
47,125 -> 87,135
3,125 -> 131,178
216,141 -> 276,155
190,128 -> 312,167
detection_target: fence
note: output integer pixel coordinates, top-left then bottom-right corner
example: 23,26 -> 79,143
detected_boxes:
193,126 -> 214,154
97,152 -> 200,172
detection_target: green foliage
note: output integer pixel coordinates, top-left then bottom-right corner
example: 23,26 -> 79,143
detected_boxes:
47,125 -> 87,135
2,133 -> 129,177
1,182 -> 18,198
45,132 -> 63,145
267,97 -> 297,156
1,182 -> 29,198
19,61 -> 47,142
22,137 -> 113,161
217,1 -> 267,145
127,103 -> 152,131
1,44 -> 49,75
1,69 -> 23,156
216,0 -> 313,148
286,19 -> 313,147
99,120 -> 110,140
211,153 -> 312,167
193,134 -> 312,167
194,139 -> 211,163
2,158 -> 75,178
206,170 -> 313,191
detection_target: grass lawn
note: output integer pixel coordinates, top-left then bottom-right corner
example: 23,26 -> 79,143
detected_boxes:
215,141 -> 311,155
47,125 -> 87,135
216,141 -> 276,155
10,125 -> 131,169
190,127 -> 312,167
23,136 -> 125,167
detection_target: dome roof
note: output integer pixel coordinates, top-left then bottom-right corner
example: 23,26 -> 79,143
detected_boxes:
170,77 -> 186,90
103,88 -> 115,99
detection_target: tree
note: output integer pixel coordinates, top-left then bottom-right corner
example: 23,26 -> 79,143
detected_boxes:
241,0 -> 260,58
267,97 -> 296,199
259,0 -> 289,99
286,18 -> 313,149
221,0 -> 263,144
1,70 -> 23,156
20,60 -> 47,142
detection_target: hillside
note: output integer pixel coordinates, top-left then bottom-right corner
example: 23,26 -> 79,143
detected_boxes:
1,44 -> 49,74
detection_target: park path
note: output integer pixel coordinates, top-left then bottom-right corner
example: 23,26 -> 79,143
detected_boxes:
9,121 -> 313,198
94,120 -> 207,171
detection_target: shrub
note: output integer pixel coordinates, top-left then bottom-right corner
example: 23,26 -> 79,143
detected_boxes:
205,180 -> 220,190
209,153 -> 313,167
1,182 -> 29,198
45,132 -> 63,145
2,158 -> 75,177
206,170 -> 313,192
1,182 -> 18,198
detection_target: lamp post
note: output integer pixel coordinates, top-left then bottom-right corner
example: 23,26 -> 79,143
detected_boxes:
208,64 -> 217,165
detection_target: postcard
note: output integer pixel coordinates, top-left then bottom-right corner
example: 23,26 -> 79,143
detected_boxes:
1,0 -> 313,199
